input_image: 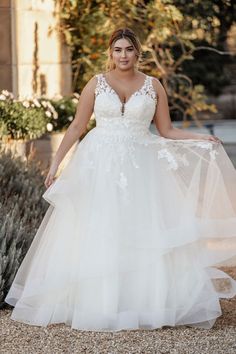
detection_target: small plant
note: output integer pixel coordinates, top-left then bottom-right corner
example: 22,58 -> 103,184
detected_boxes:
47,93 -> 79,132
48,93 -> 96,136
0,147 -> 48,307
0,90 -> 53,141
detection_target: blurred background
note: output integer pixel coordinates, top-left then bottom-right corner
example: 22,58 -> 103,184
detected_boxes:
0,0 -> 236,307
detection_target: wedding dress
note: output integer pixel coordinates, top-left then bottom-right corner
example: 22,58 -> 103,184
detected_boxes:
5,73 -> 236,331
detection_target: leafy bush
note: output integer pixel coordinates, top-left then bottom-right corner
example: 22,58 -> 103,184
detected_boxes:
0,90 -> 51,141
0,148 -> 48,307
48,93 -> 96,136
0,89 -> 96,146
47,93 -> 79,132
0,90 -> 96,142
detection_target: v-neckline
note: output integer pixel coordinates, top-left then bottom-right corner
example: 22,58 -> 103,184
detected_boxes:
102,73 -> 148,106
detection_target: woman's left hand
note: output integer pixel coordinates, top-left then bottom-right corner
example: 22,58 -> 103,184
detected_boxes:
198,134 -> 222,144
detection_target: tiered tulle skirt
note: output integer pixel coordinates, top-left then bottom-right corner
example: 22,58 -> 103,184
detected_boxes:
5,127 -> 236,331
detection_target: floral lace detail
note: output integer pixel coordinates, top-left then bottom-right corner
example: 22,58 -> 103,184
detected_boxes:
116,172 -> 129,203
83,129 -> 220,172
192,141 -> 212,150
210,150 -> 219,160
95,73 -> 158,105
157,149 -> 190,170
157,148 -> 179,170
94,74 -> 111,97
80,126 -> 221,203
96,119 -> 150,137
116,172 -> 128,189
131,75 -> 158,104
91,72 -> 220,180
138,76 -> 158,104
156,138 -> 220,166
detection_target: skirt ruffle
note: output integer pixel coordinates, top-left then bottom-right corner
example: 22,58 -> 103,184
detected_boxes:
5,128 -> 236,331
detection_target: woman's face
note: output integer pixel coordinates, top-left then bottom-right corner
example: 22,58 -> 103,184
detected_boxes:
110,38 -> 138,70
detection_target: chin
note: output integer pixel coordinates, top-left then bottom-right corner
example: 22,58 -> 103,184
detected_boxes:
117,63 -> 134,70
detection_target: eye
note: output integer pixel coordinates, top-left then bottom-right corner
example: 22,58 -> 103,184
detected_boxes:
127,48 -> 134,51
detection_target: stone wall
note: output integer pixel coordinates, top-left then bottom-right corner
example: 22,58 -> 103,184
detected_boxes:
0,0 -> 71,98
0,1 -> 13,93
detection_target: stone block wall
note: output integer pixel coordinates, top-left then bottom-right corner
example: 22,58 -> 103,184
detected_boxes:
0,0 -> 71,98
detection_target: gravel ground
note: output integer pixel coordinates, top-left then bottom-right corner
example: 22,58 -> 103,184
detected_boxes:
0,266 -> 236,354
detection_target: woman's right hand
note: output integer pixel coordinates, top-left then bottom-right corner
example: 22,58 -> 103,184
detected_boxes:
44,162 -> 59,189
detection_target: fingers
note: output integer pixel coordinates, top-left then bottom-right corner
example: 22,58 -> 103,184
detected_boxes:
44,163 -> 59,189
44,175 -> 56,188
206,135 -> 222,144
211,136 -> 222,144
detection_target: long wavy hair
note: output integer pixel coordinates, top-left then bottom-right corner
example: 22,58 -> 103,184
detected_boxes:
105,28 -> 142,71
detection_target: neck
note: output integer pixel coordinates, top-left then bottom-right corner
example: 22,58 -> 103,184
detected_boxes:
112,67 -> 137,80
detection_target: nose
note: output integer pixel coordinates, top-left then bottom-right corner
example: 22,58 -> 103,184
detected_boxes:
121,49 -> 127,57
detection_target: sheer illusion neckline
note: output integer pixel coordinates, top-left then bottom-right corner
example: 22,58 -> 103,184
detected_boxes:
102,73 -> 148,106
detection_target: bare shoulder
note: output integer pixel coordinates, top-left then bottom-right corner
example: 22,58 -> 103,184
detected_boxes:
78,74 -> 100,99
150,76 -> 166,96
82,74 -> 98,91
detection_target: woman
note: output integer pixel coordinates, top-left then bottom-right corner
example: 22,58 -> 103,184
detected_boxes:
5,28 -> 236,331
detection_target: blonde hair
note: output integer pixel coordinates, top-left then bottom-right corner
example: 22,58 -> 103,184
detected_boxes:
105,28 -> 142,71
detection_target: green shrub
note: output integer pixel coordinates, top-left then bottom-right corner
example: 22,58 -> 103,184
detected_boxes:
47,94 -> 79,132
0,89 -> 96,148
0,148 -> 48,307
0,90 -> 51,141
44,93 -> 96,137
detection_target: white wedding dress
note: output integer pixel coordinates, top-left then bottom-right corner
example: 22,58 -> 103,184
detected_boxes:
5,73 -> 236,331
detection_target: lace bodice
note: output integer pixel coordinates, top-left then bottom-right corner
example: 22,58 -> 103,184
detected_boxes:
94,73 -> 158,136
86,72 -> 220,187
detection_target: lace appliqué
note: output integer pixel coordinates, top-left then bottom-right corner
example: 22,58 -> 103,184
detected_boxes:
156,139 -> 220,170
210,150 -> 219,160
105,139 -> 139,172
157,149 -> 190,170
194,141 -> 219,161
94,74 -> 111,97
94,74 -> 158,105
134,76 -> 158,105
157,148 -> 177,170
116,172 -> 129,203
185,140 -> 220,161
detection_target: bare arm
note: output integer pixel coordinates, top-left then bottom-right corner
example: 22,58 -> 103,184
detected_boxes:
44,75 -> 97,188
152,78 -> 220,142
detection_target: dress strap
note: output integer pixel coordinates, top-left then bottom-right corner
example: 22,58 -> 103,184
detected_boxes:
95,73 -> 105,97
144,75 -> 158,104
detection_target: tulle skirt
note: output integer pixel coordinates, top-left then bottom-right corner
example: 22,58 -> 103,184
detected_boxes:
5,126 -> 236,331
